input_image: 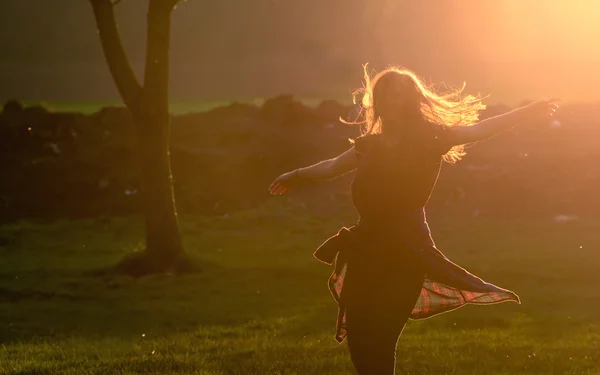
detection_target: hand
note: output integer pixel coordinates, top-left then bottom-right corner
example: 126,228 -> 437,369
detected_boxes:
523,98 -> 560,121
268,169 -> 300,195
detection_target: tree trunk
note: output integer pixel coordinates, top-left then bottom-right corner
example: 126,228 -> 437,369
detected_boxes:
135,0 -> 185,266
91,0 -> 190,275
136,114 -> 184,264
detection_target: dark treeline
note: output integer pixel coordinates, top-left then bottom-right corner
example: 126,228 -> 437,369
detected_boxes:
1,97 -> 598,222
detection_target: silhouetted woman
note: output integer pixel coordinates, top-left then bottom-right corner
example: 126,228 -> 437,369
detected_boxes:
268,65 -> 559,375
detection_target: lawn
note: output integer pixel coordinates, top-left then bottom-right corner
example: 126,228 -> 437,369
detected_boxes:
1,199 -> 600,374
20,96 -> 350,116
21,99 -> 254,116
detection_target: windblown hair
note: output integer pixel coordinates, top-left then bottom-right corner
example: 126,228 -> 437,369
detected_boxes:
345,64 -> 487,164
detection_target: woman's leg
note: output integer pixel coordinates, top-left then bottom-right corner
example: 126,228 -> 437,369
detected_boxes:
344,256 -> 424,375
346,304 -> 410,374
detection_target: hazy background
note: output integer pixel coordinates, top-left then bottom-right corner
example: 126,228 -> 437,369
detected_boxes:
1,0 -> 599,105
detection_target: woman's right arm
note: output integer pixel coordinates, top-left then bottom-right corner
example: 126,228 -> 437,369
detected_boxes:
268,146 -> 358,195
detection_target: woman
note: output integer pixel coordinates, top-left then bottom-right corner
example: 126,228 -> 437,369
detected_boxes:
268,65 -> 559,374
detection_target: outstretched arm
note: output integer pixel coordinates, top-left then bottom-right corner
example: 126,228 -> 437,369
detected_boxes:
268,146 -> 358,195
446,98 -> 560,146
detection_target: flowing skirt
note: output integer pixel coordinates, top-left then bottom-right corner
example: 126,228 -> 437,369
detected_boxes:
313,208 -> 520,343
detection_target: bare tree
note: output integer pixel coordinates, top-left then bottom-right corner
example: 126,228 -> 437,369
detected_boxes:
89,0 -> 192,275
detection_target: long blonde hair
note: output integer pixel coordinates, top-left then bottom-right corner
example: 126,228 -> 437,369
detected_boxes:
345,64 -> 487,164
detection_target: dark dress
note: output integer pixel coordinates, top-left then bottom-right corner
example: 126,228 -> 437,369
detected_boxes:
313,129 -> 520,372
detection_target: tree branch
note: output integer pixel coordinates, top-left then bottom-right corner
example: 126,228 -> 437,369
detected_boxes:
90,0 -> 142,112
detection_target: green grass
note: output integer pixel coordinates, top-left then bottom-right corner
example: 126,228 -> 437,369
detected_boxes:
21,96 -> 350,116
1,199 -> 600,374
21,99 -> 252,115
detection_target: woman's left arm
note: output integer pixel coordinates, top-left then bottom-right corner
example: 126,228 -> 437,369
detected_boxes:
446,98 -> 560,145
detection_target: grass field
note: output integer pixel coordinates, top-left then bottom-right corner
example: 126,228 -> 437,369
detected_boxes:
21,96 -> 350,116
1,199 -> 600,374
21,99 -> 253,115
